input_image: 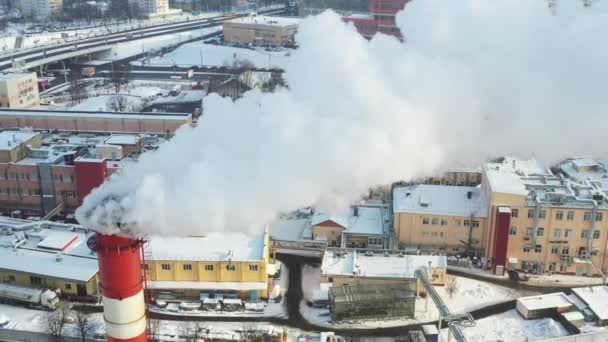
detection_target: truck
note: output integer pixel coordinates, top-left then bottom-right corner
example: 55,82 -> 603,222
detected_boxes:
0,283 -> 60,310
81,67 -> 96,77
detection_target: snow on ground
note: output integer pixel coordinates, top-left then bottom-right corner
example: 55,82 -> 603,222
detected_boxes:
67,94 -> 145,112
450,265 -> 606,287
136,42 -> 292,69
302,264 -> 322,302
440,310 -> 569,342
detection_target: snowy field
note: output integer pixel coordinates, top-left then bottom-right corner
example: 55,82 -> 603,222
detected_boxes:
67,94 -> 145,112
134,42 -> 292,69
440,310 -> 569,342
300,265 -> 537,328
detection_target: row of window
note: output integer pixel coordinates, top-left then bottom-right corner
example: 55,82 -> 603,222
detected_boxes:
0,188 -> 74,198
160,263 -> 259,272
0,173 -> 73,183
523,245 -> 597,256
512,208 -> 603,222
422,217 -> 480,228
422,231 -> 449,238
509,226 -> 601,240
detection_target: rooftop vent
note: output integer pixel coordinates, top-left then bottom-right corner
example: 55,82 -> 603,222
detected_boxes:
55,253 -> 63,262
467,191 -> 473,199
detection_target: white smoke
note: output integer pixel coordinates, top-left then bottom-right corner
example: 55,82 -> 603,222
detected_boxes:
76,0 -> 608,236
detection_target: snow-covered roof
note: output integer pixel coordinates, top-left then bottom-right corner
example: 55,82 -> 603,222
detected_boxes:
0,109 -> 190,121
37,231 -> 79,251
226,15 -> 301,27
269,216 -> 311,241
561,311 -> 584,321
311,206 -> 386,236
484,157 -> 551,195
147,230 -> 267,262
516,292 -> 573,311
321,250 -> 446,279
0,72 -> 34,81
147,281 -> 267,291
572,286 -> 608,320
0,131 -> 38,150
393,185 -> 487,217
104,134 -> 142,146
559,159 -> 608,196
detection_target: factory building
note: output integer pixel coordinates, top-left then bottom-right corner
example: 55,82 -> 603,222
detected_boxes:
343,0 -> 411,39
311,205 -> 389,249
223,15 -> 300,47
0,130 -> 156,218
0,72 -> 40,109
0,216 -> 98,298
144,227 -> 271,301
0,109 -> 192,135
421,168 -> 483,187
393,185 -> 488,255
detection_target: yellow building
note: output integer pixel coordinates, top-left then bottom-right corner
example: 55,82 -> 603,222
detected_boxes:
393,184 -> 488,255
223,15 -> 300,47
0,218 -> 99,298
0,130 -> 42,163
0,72 -> 40,109
483,158 -> 608,275
145,227 -> 271,301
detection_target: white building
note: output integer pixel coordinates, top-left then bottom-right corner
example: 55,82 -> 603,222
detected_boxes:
0,72 -> 39,109
21,0 -> 63,20
129,0 -> 177,17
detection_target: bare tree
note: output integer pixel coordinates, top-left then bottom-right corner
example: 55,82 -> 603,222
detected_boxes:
178,322 -> 204,342
45,303 -> 71,342
74,310 -> 94,342
261,71 -> 287,93
148,319 -> 165,342
445,274 -> 459,299
69,72 -> 85,105
240,322 -> 265,342
110,63 -> 130,93
108,95 -> 129,112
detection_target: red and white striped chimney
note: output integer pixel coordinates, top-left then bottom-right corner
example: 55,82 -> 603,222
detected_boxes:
94,233 -> 148,342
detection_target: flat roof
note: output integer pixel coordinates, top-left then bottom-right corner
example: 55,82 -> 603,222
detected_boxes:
0,72 -> 34,81
516,292 -> 573,311
104,134 -> 142,146
572,286 -> 608,320
0,131 -> 38,150
0,109 -> 190,121
321,250 -> 446,279
147,230 -> 267,262
226,15 -> 301,26
147,281 -> 267,291
484,157 -> 550,195
311,206 -> 386,236
37,231 -> 79,251
393,185 -> 487,218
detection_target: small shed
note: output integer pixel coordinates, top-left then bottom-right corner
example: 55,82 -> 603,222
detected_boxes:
516,293 -> 573,319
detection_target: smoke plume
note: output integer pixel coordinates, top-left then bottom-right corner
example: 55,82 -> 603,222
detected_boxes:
76,0 -> 608,236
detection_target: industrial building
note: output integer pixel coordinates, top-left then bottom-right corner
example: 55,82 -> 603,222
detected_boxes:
343,0 -> 411,39
0,216 -> 98,298
0,72 -> 40,109
311,205 -> 389,249
328,283 -> 415,321
321,250 -> 447,290
0,130 -> 155,218
144,227 -> 271,301
223,15 -> 300,47
393,185 -> 488,255
422,168 -> 483,187
0,109 -> 192,135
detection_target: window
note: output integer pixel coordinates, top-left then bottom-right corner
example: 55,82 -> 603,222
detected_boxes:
440,219 -> 448,226
439,232 -> 447,238
509,226 -> 517,235
551,246 -> 559,254
584,212 -> 593,221
249,265 -> 258,271
526,227 -> 534,236
422,231 -> 430,237
595,213 -> 603,222
431,232 -> 438,237
593,230 -> 600,240
161,264 -> 171,271
536,228 -> 544,237
471,221 -> 480,228
183,264 -> 193,271
523,246 -> 531,253
66,191 -> 74,198
464,220 -> 470,227
555,211 -> 563,220
562,247 -> 569,255
30,174 -> 38,181
432,218 -> 439,225
30,276 -> 42,285
538,210 -> 546,219
18,173 -> 25,180
549,262 -> 556,272
553,228 -> 561,238
65,283 -> 72,290
511,209 -> 519,218
565,229 -> 572,240
226,265 -> 236,271
454,219 -> 461,226
142,264 -> 149,271
0,174 -> 4,180
535,245 -> 542,253
205,265 -> 214,271
64,175 -> 73,183
560,263 -> 568,272
422,218 -> 429,225
528,210 -> 536,219
8,275 -> 15,282
8,173 -> 16,180
567,211 -> 575,220
581,230 -> 589,239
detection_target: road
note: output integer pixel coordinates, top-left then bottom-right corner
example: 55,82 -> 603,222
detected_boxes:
0,7 -> 286,71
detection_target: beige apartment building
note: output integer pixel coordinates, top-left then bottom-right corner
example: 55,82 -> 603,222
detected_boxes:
223,16 -> 300,47
423,168 -> 482,187
21,0 -> 63,19
0,73 -> 40,109
483,158 -> 608,276
393,184 -> 488,255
